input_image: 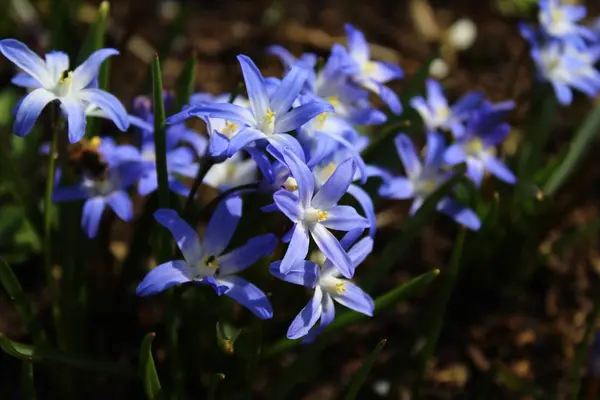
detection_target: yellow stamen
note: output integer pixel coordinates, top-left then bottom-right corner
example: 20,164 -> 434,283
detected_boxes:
326,96 -> 339,110
59,70 -> 73,84
222,121 -> 238,136
315,112 -> 328,128
264,108 -> 276,124
334,282 -> 346,294
465,138 -> 484,155
90,136 -> 101,147
362,62 -> 377,74
316,210 -> 328,222
204,255 -> 220,269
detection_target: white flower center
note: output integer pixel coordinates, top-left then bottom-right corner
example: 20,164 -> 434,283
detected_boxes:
303,207 -> 328,224
319,273 -> 346,295
194,255 -> 220,278
53,70 -> 74,97
258,108 -> 276,135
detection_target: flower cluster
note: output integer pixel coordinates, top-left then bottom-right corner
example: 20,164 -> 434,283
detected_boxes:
520,0 -> 600,105
0,20 -> 516,342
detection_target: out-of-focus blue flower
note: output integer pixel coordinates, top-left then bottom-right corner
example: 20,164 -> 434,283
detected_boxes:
342,24 -> 403,114
0,39 -> 129,142
52,139 -> 138,238
270,229 -> 374,342
379,133 -> 481,230
538,0 -> 597,45
267,148 -> 369,278
136,199 -> 277,319
203,153 -> 258,192
444,103 -> 517,186
410,79 -> 484,137
168,55 -> 332,159
267,45 -> 317,92
530,40 -> 600,105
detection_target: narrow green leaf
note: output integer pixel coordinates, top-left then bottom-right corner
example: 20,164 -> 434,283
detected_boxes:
0,334 -> 136,378
208,373 -> 225,400
0,258 -> 44,342
361,164 -> 466,291
414,229 -> 467,399
152,54 -> 171,264
569,292 -> 600,400
263,269 -> 439,358
139,333 -> 163,399
76,1 -> 111,64
175,55 -> 196,112
345,339 -> 387,400
20,361 -> 36,400
544,103 -> 600,197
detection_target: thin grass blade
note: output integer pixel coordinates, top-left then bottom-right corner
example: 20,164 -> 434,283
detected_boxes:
345,339 -> 387,400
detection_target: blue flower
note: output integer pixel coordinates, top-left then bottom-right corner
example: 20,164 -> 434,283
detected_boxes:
342,24 -> 403,114
203,153 -> 258,192
538,0 -> 597,44
270,229 -> 374,342
267,148 -> 369,278
379,133 -> 481,230
167,55 -> 332,159
410,79 -> 484,137
444,103 -> 517,186
0,39 -> 129,142
530,40 -> 600,105
52,140 -> 138,238
136,198 -> 277,319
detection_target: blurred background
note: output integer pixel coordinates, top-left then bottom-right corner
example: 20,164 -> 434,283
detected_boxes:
2,0 -> 600,399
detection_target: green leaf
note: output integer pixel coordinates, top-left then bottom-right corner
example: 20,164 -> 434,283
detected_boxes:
569,291 -> 600,400
152,54 -> 171,264
0,258 -> 44,342
345,339 -> 387,400
414,229 -> 467,399
544,103 -> 600,197
139,333 -> 163,399
76,1 -> 111,64
175,55 -> 196,112
0,334 -> 136,378
263,269 -> 439,358
361,164 -> 466,291
20,361 -> 36,400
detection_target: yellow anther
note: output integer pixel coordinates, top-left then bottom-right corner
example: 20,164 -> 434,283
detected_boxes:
204,255 -> 220,269
90,136 -> 101,147
316,210 -> 328,222
223,121 -> 238,136
420,180 -> 437,194
326,96 -> 340,110
283,177 -> 298,191
315,112 -> 328,129
59,70 -> 73,84
465,138 -> 484,155
264,108 -> 276,124
334,282 -> 346,294
362,62 -> 377,74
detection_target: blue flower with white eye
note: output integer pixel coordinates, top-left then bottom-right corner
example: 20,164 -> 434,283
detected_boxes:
52,140 -> 139,238
379,132 -> 481,230
444,103 -> 517,186
267,45 -> 317,92
530,40 -> 600,105
270,229 -> 374,342
409,79 -> 484,137
538,0 -> 597,45
0,39 -> 129,142
342,24 -> 403,115
203,153 -> 258,192
266,148 -> 369,278
136,198 -> 277,319
167,55 -> 332,160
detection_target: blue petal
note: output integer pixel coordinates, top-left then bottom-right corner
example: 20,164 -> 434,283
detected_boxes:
203,195 -> 242,256
237,55 -> 270,118
394,134 -> 421,179
347,236 -> 373,268
209,131 -> 230,158
466,158 -> 485,187
72,48 -> 119,90
154,208 -> 202,264
138,173 -> 158,196
345,24 -> 370,63
444,144 -> 466,165
14,89 -> 55,137
82,197 -> 106,238
302,292 -> 336,343
226,127 -> 266,157
310,223 -> 353,278
59,97 -> 87,143
321,205 -> 369,231
376,83 -> 402,115
45,51 -> 70,82
346,184 -> 377,238
424,132 -> 446,168
78,89 -> 129,131
217,276 -> 273,319
0,39 -> 52,87
312,158 -> 355,210
267,133 -> 306,163
173,103 -> 255,127
367,61 -> 403,83
378,177 -> 414,200
12,72 -> 42,88
483,156 -> 516,184
287,287 -> 324,340
53,184 -> 88,203
267,45 -> 298,69
279,223 -> 309,274
106,190 -> 133,222
437,197 -> 481,231
330,281 -> 374,316
452,91 -> 484,117
273,189 -> 303,222
281,147 -> 314,208
270,66 -> 308,115
552,82 -> 573,105
218,234 -> 278,275
269,259 -> 319,288
136,260 -> 192,296
425,79 -> 447,111
275,102 -> 333,133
